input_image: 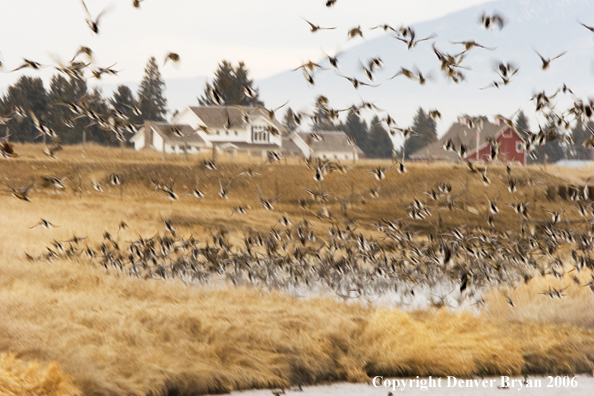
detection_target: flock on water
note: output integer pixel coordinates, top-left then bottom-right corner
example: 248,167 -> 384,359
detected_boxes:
2,1 -> 594,310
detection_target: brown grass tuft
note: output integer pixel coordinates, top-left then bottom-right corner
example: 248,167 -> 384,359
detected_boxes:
0,353 -> 80,396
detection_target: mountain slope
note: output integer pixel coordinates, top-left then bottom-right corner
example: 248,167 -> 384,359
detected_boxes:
256,0 -> 594,136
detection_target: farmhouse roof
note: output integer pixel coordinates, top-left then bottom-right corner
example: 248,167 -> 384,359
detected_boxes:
213,141 -> 281,151
296,130 -> 362,153
282,136 -> 303,155
150,123 -> 207,145
188,105 -> 285,132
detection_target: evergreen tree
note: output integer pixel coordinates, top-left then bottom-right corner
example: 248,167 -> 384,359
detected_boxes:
404,107 -> 436,159
311,96 -> 335,131
530,122 -> 564,164
137,57 -> 167,121
199,61 -> 262,106
47,74 -> 87,144
283,107 -> 297,133
570,119 -> 594,160
85,87 -> 116,145
1,76 -> 48,142
111,85 -> 141,125
367,116 -> 394,158
514,110 -> 530,137
340,113 -> 368,154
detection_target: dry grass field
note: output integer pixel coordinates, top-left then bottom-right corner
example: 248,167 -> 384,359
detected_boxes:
0,143 -> 593,395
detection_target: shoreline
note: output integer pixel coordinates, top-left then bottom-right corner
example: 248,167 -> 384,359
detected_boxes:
228,376 -> 594,396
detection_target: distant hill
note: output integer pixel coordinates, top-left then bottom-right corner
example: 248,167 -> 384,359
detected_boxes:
255,0 -> 594,136
92,0 -> 594,139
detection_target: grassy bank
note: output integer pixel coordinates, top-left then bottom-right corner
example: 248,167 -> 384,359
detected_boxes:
0,353 -> 79,396
1,261 -> 593,395
0,145 -> 593,395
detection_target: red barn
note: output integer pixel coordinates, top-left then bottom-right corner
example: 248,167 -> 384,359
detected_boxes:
410,116 -> 525,165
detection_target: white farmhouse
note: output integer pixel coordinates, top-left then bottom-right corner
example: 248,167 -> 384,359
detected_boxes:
130,105 -> 285,156
130,122 -> 211,154
285,130 -> 363,161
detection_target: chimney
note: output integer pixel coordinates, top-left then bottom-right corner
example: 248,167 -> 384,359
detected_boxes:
144,121 -> 154,148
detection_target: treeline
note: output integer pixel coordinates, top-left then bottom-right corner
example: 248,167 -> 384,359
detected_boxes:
514,111 -> 593,163
0,57 -> 167,145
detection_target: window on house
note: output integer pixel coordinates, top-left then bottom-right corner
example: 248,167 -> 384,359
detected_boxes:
216,130 -> 220,135
516,142 -> 523,153
234,131 -> 238,136
170,145 -> 175,151
252,127 -> 269,142
226,130 -> 229,135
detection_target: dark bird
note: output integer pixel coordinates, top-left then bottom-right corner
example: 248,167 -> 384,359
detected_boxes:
428,109 -> 441,120
81,0 -> 110,34
323,50 -> 340,69
231,206 -> 247,216
259,101 -> 289,121
338,75 -> 379,89
534,49 -> 566,70
302,18 -> 336,32
164,52 -> 180,66
347,26 -> 363,39
12,58 -> 43,72
395,32 -> 437,50
371,24 -> 397,32
481,12 -> 506,30
452,40 -> 496,52
43,145 -> 62,159
9,184 -> 32,202
579,22 -> 594,35
0,140 -> 16,158
30,219 -> 59,229
256,186 -> 279,210
368,165 -> 393,181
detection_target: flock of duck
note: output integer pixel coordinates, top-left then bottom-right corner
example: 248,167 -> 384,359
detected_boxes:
2,1 -> 594,310
20,155 -> 594,310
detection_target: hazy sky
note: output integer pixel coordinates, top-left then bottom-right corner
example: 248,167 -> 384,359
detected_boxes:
0,0 -> 491,86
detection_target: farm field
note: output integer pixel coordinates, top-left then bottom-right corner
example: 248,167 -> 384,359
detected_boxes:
0,144 -> 593,396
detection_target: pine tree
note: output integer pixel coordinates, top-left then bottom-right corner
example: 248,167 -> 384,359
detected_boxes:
312,96 -> 335,131
531,122 -> 564,164
569,120 -> 594,160
514,110 -> 530,137
283,107 -> 297,133
367,116 -> 394,158
404,107 -> 436,159
47,74 -> 87,144
1,76 -> 48,142
85,87 -> 115,145
111,85 -> 140,125
137,57 -> 167,121
341,113 -> 368,155
199,61 -> 262,106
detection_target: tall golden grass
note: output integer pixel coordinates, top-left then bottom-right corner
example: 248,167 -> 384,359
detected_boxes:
0,144 -> 593,395
485,271 -> 594,329
0,353 -> 80,396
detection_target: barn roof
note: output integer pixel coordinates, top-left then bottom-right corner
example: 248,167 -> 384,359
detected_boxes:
410,118 -> 510,161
